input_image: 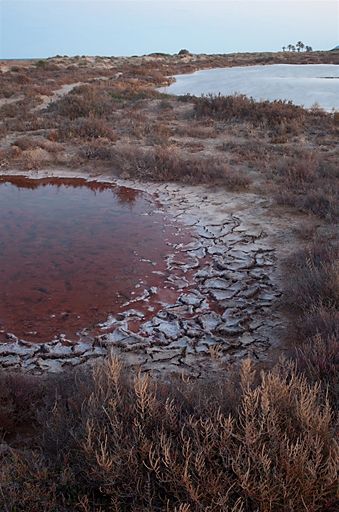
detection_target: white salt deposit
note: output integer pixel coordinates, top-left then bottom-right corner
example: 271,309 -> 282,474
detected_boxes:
160,64 -> 339,111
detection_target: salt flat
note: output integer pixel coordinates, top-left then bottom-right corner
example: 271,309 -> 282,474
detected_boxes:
160,64 -> 339,111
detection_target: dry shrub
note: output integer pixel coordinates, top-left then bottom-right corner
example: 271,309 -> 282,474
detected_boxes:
175,123 -> 217,139
219,139 -> 274,168
0,372 -> 39,435
0,358 -> 337,511
145,123 -> 172,146
193,94 -> 307,133
48,85 -> 115,119
11,136 -> 61,157
12,136 -> 37,151
0,100 -> 25,118
4,110 -> 56,133
79,140 -> 115,161
110,145 -> 250,189
57,116 -> 117,141
298,333 -> 338,405
276,151 -> 319,186
285,241 -> 339,312
6,146 -> 53,170
124,113 -> 172,144
273,151 -> 339,220
285,240 -> 339,400
108,82 -> 159,101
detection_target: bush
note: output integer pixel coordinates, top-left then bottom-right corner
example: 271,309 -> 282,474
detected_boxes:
194,94 -> 306,132
79,141 -> 115,160
285,240 -> 339,401
48,85 -> 115,119
285,241 -> 338,312
273,152 -> 339,220
57,117 -> 117,141
0,358 -> 337,511
12,136 -> 37,151
110,145 -> 251,189
178,49 -> 191,56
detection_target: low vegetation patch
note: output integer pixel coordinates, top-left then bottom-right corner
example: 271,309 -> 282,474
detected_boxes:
0,357 -> 338,512
57,116 -> 117,141
108,145 -> 251,189
48,85 -> 116,119
285,239 -> 339,403
273,151 -> 339,220
193,94 -> 309,133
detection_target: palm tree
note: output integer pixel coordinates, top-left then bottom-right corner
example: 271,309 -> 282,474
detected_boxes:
296,41 -> 305,52
305,45 -> 313,52
287,44 -> 293,52
291,45 -> 296,52
282,46 -> 286,52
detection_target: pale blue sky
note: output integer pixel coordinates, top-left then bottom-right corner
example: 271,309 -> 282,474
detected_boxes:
1,1 -> 338,59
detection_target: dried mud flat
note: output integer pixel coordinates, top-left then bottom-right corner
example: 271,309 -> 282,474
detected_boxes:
0,169 -> 304,377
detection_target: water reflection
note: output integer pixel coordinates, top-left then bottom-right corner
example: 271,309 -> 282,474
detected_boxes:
0,176 -> 141,205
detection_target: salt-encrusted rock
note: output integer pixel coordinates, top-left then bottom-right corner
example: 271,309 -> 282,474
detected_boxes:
187,247 -> 206,259
204,277 -> 231,290
217,323 -> 245,336
239,333 -> 256,346
179,292 -> 203,307
149,348 -> 182,362
168,304 -> 194,316
2,355 -> 21,367
207,245 -> 226,256
197,312 -> 222,332
209,289 -> 237,301
154,319 -> 181,339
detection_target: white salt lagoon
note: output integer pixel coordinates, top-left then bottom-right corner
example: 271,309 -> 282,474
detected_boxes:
160,64 -> 339,111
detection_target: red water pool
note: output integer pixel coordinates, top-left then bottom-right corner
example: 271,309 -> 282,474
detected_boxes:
0,176 -> 190,342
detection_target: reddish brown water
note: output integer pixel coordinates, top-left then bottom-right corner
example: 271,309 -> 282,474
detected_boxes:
0,176 -> 189,342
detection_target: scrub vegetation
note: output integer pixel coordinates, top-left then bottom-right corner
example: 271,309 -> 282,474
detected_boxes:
0,50 -> 338,511
1,357 -> 338,512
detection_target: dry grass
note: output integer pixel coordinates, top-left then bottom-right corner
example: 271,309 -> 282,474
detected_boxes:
0,357 -> 337,511
107,145 -> 251,189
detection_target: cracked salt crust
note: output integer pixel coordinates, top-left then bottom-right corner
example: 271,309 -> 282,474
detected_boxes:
0,168 -> 304,376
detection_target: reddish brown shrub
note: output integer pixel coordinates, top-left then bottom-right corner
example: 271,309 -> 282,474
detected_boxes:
284,239 -> 339,401
285,241 -> 339,312
110,145 -> 251,189
79,141 -> 115,160
12,136 -> 37,151
273,152 -> 338,220
0,373 -> 40,435
193,94 -> 307,132
297,334 -> 339,404
48,85 -> 115,119
57,117 -> 117,141
0,358 -> 337,511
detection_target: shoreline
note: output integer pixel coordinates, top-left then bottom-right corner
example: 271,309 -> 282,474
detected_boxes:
0,168 -> 306,377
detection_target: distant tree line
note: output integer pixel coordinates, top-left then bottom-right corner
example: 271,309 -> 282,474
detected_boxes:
282,41 -> 313,52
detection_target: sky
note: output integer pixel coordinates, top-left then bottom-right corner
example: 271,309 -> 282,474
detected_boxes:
0,0 -> 338,59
